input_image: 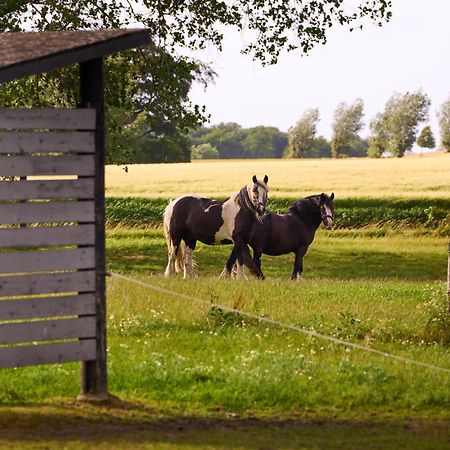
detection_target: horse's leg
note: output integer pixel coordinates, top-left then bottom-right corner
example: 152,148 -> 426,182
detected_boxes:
249,249 -> 265,280
183,239 -> 197,279
291,246 -> 308,281
164,238 -> 181,278
233,240 -> 248,280
220,247 -> 236,279
243,247 -> 265,279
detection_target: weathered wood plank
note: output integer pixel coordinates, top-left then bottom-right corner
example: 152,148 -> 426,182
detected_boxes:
0,317 -> 96,345
0,224 -> 95,248
0,155 -> 94,177
0,109 -> 96,131
0,293 -> 96,320
0,340 -> 96,369
0,270 -> 96,297
0,178 -> 95,201
0,248 -> 95,274
0,201 -> 94,225
0,131 -> 95,154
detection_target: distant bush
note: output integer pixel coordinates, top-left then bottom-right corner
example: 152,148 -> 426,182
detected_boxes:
191,143 -> 220,159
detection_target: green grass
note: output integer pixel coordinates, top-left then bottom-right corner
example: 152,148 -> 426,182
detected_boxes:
1,227 -> 450,448
106,227 -> 448,281
1,229 -> 448,410
3,157 -> 450,447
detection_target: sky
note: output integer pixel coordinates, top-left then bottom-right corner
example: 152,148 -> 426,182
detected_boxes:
188,0 -> 450,144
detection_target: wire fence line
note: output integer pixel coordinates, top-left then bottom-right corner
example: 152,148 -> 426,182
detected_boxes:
108,271 -> 450,375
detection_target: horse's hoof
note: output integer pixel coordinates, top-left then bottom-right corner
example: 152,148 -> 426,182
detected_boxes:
291,274 -> 304,281
219,267 -> 231,279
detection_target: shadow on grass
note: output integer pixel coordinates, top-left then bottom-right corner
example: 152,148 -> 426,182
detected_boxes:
107,241 -> 446,282
1,397 -> 449,450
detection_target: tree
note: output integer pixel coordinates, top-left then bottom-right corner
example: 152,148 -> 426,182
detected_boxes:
241,127 -> 288,158
287,108 -> 320,158
0,1 -> 392,64
304,136 -> 332,158
0,1 -> 392,162
331,99 -> 364,157
369,91 -> 430,158
437,95 -> 450,152
368,113 -> 388,158
191,143 -> 220,159
188,123 -> 287,158
417,126 -> 435,150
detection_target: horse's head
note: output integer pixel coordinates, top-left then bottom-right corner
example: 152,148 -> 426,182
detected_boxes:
319,192 -> 335,230
247,175 -> 269,218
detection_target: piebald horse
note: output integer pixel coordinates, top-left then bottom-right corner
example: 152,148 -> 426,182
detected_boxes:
163,175 -> 269,279
225,193 -> 335,280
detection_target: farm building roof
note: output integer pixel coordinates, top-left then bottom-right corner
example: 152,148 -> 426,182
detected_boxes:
0,28 -> 151,83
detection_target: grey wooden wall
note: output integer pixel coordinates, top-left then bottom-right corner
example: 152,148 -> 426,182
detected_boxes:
0,108 -> 99,368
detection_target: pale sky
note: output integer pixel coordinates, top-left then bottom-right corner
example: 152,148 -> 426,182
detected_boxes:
188,0 -> 450,144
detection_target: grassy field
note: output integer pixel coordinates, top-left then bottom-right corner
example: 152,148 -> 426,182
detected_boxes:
1,227 -> 449,448
1,157 -> 450,448
106,154 -> 450,199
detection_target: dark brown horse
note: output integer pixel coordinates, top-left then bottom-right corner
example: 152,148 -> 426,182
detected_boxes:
163,175 -> 269,279
224,193 -> 335,280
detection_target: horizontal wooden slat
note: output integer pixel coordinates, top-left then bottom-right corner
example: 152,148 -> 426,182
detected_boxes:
0,108 -> 96,131
0,201 -> 94,225
0,224 -> 95,248
0,155 -> 94,177
0,270 -> 96,297
0,248 -> 95,274
0,317 -> 96,344
0,293 -> 96,320
0,339 -> 96,368
0,131 -> 95,154
0,178 -> 95,201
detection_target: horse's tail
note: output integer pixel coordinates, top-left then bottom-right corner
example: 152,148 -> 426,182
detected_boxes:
163,199 -> 184,274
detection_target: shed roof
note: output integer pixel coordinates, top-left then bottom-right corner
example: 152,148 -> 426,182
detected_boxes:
0,29 -> 151,83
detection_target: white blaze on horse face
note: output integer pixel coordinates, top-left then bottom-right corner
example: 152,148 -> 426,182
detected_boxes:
214,192 -> 240,244
324,204 -> 333,229
247,182 -> 268,216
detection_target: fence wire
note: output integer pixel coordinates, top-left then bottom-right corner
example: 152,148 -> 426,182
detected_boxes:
108,271 -> 450,375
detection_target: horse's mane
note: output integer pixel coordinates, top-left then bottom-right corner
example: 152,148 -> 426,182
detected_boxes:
289,195 -> 321,224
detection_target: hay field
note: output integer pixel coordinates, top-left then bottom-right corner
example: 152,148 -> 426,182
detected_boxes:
105,154 -> 450,199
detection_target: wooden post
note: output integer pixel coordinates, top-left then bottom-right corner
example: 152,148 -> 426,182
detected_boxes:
78,58 -> 108,399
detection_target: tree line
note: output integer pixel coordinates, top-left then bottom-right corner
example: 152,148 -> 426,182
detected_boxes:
193,91 -> 450,160
0,1 -> 393,165
4,2 -> 450,161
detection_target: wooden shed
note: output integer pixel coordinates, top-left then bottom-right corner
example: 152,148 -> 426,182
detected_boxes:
0,29 -> 151,398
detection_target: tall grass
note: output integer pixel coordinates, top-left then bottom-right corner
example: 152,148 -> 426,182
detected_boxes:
106,196 -> 450,231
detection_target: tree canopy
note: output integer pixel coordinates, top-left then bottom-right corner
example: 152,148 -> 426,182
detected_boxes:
437,95 -> 450,152
189,123 -> 287,159
287,108 -> 320,158
0,1 -> 392,163
416,126 -> 435,150
369,91 -> 430,158
331,99 -> 365,157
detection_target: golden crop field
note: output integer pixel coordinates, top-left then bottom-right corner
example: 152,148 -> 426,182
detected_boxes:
105,153 -> 450,199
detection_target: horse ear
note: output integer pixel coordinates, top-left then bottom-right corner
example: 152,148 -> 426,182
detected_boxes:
320,193 -> 326,203
263,175 -> 268,184
330,192 -> 335,201
252,175 -> 257,183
